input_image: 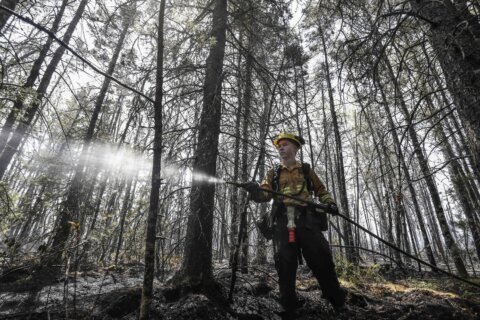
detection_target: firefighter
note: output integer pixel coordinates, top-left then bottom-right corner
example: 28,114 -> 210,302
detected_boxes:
245,132 -> 346,317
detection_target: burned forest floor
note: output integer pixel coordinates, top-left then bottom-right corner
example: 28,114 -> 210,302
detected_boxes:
1,261 -> 479,319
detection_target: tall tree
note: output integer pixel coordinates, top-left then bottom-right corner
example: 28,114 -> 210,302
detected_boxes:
43,1 -> 135,266
177,0 -> 227,287
0,0 -> 68,153
383,56 -> 468,277
319,24 -> 358,264
139,0 -> 166,316
239,34 -> 254,274
0,0 -> 88,179
376,82 -> 437,267
424,93 -> 480,260
229,37 -> 243,266
409,0 -> 480,172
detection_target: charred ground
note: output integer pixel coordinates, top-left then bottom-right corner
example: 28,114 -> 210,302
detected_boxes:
1,262 -> 479,319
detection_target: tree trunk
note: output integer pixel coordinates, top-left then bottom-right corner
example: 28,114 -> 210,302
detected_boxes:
240,37 -> 254,274
372,77 -> 437,267
177,0 -> 227,287
254,74 -> 272,266
410,0 -> 480,173
138,0 -> 165,317
361,106 -> 402,263
422,42 -> 480,191
229,38 -> 243,266
0,0 -> 88,179
217,184 -> 229,261
84,176 -> 109,241
319,24 -> 358,264
0,0 -> 19,32
0,0 -> 68,154
383,57 -> 468,276
424,94 -> 480,260
43,1 -> 133,266
114,177 -> 134,266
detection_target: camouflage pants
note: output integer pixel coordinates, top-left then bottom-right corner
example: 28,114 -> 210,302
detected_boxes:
273,207 -> 346,311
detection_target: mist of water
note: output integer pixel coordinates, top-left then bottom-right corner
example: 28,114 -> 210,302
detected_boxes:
78,142 -> 151,178
68,142 -> 226,185
163,162 -> 226,184
191,171 -> 225,184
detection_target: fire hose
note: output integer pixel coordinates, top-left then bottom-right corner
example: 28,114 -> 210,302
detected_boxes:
226,181 -> 480,302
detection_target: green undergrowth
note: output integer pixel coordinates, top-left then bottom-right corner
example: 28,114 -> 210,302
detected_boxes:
404,277 -> 480,300
334,257 -> 480,302
335,258 -> 385,287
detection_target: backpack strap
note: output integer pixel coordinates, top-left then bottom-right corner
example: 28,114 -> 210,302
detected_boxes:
271,163 -> 282,192
302,163 -> 314,195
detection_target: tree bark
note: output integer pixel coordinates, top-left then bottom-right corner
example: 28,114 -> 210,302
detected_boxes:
319,24 -> 358,263
114,177 -> 134,266
0,0 -> 87,179
424,94 -> 480,260
178,0 -> 227,287
43,1 -> 133,266
139,0 -> 165,317
422,42 -> 480,190
359,101 -> 402,263
0,0 -> 19,32
240,37 -> 253,274
229,38 -> 243,266
0,0 -> 68,154
410,0 -> 480,173
383,57 -> 468,276
254,72 -> 272,266
372,77 -> 438,267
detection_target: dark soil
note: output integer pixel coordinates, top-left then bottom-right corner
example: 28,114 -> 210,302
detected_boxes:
0,262 -> 479,319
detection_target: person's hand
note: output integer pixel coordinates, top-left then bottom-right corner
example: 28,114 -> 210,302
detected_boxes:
327,203 -> 339,216
242,181 -> 260,195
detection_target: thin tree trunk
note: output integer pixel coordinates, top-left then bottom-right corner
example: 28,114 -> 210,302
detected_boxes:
319,24 -> 357,263
425,94 -> 480,260
354,112 -> 361,258
0,0 -> 68,153
370,77 -> 437,267
254,74 -> 271,266
428,56 -> 480,189
114,177 -> 134,266
218,184 -> 228,261
139,0 -> 165,317
43,1 -> 132,266
363,109 -> 401,263
229,38 -> 243,266
384,57 -> 468,276
0,0 -> 87,179
177,0 -> 227,287
410,0 -> 480,172
0,0 -> 19,32
240,37 -> 254,274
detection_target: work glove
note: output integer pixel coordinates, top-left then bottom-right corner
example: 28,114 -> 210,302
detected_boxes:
243,181 -> 260,195
327,203 -> 339,216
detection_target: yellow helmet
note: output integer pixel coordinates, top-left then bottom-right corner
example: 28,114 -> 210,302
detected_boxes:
273,132 -> 305,148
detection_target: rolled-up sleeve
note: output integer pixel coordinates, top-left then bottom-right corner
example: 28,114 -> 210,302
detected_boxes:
309,170 -> 335,204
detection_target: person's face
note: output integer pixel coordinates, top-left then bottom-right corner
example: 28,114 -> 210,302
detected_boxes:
276,139 -> 298,161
